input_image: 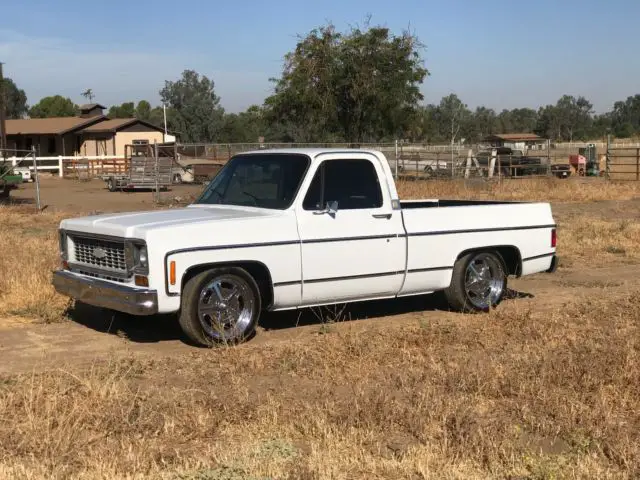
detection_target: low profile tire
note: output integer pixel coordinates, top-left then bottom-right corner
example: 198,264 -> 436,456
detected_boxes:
444,251 -> 507,313
179,267 -> 261,347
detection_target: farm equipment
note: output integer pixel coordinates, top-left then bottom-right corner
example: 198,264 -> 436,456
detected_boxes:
102,143 -> 173,192
569,145 -> 603,177
0,161 -> 23,200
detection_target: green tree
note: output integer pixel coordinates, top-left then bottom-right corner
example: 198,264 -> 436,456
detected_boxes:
135,100 -> 152,121
470,106 -> 498,142
1,77 -> 28,119
536,95 -> 593,141
611,95 -> 640,138
160,70 -> 225,143
434,94 -> 472,145
108,102 -> 135,118
219,105 -> 265,143
29,95 -> 77,118
264,21 -> 428,142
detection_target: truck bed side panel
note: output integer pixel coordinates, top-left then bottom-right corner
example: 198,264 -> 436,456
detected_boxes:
398,202 -> 556,295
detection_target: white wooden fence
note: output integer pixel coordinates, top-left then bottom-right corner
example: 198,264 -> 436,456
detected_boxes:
4,155 -> 126,177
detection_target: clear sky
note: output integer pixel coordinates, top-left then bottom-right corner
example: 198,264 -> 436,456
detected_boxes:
0,0 -> 638,114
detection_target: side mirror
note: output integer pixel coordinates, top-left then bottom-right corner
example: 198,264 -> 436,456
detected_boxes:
313,200 -> 339,216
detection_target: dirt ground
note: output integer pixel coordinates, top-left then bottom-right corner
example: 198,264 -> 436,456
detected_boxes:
10,175 -> 205,213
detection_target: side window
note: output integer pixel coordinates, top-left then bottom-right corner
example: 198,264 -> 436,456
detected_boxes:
302,159 -> 383,210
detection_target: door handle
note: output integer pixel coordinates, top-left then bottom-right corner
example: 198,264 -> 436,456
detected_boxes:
372,213 -> 392,219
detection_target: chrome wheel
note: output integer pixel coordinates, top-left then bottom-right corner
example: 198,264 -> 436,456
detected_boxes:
197,274 -> 256,341
464,253 -> 505,309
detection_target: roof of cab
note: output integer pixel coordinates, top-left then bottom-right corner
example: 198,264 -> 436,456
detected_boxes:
235,147 -> 382,158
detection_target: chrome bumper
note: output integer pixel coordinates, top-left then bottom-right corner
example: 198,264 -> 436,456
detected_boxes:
52,270 -> 158,316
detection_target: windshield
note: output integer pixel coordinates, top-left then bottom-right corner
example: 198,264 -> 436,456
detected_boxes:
195,153 -> 310,209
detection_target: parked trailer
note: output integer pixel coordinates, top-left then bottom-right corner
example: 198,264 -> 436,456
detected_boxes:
102,144 -> 174,192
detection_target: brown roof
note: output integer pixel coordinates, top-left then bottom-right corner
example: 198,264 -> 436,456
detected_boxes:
486,133 -> 544,141
79,103 -> 106,111
5,116 -> 106,135
81,118 -> 164,133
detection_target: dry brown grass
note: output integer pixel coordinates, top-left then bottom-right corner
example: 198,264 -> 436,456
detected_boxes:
396,177 -> 640,203
0,290 -> 638,479
0,206 -> 71,325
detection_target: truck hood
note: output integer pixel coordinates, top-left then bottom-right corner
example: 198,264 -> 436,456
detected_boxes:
60,205 -> 279,238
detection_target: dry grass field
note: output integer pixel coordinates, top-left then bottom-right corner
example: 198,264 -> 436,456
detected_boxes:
0,177 -> 639,479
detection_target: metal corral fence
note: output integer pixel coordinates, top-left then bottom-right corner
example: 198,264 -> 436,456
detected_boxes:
606,145 -> 640,181
2,140 -> 639,186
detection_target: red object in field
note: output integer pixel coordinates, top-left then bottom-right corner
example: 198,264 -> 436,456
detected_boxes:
568,154 -> 586,168
551,228 -> 557,248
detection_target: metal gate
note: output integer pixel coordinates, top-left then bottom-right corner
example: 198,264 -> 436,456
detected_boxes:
606,145 -> 640,181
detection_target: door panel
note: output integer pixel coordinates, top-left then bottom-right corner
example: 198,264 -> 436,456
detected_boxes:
296,157 -> 406,305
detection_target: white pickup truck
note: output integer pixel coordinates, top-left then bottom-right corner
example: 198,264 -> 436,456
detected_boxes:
53,148 -> 558,346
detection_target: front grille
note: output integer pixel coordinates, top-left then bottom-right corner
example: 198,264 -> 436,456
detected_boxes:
71,235 -> 127,273
76,269 -> 127,283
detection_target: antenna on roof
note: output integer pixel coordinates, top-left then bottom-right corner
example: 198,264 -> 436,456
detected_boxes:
81,88 -> 94,103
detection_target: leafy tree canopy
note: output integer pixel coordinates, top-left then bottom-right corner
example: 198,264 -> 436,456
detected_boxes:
1,77 -> 28,119
29,95 -> 77,118
264,21 -> 429,143
159,69 -> 225,143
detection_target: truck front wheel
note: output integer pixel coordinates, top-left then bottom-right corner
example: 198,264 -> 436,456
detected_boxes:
178,267 -> 261,346
444,251 -> 507,313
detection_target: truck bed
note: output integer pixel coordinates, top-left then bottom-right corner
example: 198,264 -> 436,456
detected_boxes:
397,199 -> 556,296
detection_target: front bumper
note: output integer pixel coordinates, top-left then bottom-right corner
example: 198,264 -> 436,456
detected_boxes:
52,269 -> 158,316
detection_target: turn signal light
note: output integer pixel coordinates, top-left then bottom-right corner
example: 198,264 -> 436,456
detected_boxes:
135,275 -> 149,287
551,228 -> 557,248
169,261 -> 176,285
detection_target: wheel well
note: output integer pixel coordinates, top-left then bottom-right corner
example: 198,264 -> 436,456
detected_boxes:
456,245 -> 522,277
181,261 -> 274,309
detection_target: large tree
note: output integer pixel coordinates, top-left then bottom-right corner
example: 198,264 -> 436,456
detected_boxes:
1,77 -> 28,119
159,70 -> 225,143
535,95 -> 593,141
264,21 -> 428,142
108,102 -> 135,118
29,95 -> 77,118
611,94 -> 640,138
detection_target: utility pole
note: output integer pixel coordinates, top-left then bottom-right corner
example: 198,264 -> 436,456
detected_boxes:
0,62 -> 7,157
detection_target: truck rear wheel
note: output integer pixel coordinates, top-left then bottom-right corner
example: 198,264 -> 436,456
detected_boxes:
178,267 -> 261,346
444,251 -> 507,313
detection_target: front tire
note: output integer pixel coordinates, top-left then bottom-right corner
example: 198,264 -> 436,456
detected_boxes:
179,267 -> 261,346
444,251 -> 507,312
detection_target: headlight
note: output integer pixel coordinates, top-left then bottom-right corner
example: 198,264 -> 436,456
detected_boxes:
137,245 -> 148,267
126,240 -> 149,274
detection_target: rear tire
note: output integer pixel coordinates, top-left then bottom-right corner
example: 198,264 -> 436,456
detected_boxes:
444,251 -> 507,313
178,267 -> 261,347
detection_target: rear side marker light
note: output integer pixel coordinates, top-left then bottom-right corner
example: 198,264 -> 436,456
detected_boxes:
551,228 -> 557,248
